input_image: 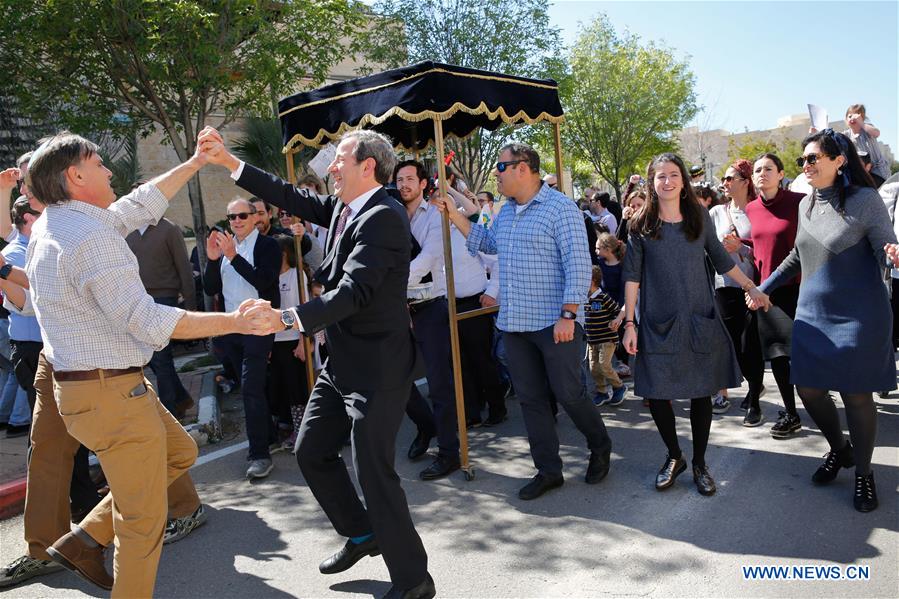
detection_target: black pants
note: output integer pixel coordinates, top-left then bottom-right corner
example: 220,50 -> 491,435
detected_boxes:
715,287 -> 764,393
296,368 -> 428,589
503,323 -> 612,477
218,333 -> 276,460
456,295 -> 505,420
267,339 -> 309,425
410,298 -> 458,458
147,297 -> 192,413
9,339 -> 42,414
891,278 -> 899,351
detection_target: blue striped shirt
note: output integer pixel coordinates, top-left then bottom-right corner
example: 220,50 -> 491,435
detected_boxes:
466,183 -> 592,332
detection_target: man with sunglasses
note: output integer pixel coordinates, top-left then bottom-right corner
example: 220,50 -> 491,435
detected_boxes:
434,143 -> 613,501
203,198 -> 281,480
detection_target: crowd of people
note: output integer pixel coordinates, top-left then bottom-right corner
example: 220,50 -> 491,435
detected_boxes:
0,101 -> 896,598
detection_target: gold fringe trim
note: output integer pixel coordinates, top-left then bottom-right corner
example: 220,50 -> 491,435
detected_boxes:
282,100 -> 564,153
279,67 -> 558,119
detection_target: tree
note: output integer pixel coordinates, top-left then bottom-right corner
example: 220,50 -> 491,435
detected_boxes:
561,15 -> 698,200
0,0 -> 365,281
370,0 -> 562,192
231,117 -> 319,182
723,133 -> 803,180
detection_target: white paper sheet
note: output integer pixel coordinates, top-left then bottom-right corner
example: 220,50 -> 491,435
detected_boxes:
307,144 -> 336,179
807,104 -> 828,130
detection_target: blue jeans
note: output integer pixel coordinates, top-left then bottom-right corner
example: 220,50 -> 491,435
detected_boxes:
0,321 -> 30,426
146,297 -> 191,412
218,332 -> 276,460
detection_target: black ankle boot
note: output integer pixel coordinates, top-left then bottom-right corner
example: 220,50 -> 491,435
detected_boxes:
811,441 -> 854,485
853,472 -> 878,512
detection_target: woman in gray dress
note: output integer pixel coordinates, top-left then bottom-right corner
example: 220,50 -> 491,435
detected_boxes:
622,153 -> 769,496
751,129 -> 899,512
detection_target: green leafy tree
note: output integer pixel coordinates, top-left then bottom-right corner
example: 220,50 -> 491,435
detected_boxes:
0,0 -> 364,277
370,0 -> 562,192
724,133 -> 803,180
562,15 -> 697,200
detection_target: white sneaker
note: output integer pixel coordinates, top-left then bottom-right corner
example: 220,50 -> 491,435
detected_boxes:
712,394 -> 730,414
246,458 -> 274,480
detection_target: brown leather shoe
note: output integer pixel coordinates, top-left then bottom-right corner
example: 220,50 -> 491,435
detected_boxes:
46,531 -> 112,591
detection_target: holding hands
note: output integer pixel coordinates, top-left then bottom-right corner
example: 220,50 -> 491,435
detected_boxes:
721,232 -> 743,253
885,243 -> 899,268
745,287 -> 772,312
233,299 -> 280,336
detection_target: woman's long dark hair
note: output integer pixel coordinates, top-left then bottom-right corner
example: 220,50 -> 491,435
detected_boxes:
802,129 -> 876,217
630,153 -> 704,241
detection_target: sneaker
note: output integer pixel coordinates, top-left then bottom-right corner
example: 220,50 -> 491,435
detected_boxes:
742,406 -> 765,427
164,505 -> 208,544
0,555 -> 63,589
770,411 -> 801,438
246,458 -> 274,480
853,472 -> 878,512
812,442 -> 854,485
614,364 -> 631,378
609,386 -> 627,406
712,394 -> 730,414
593,392 -> 611,407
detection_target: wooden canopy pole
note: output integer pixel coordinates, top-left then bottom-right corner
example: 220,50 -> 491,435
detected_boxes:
286,149 -> 316,395
432,116 -> 474,481
553,122 -> 565,195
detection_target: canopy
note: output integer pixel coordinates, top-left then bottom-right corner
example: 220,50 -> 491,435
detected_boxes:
278,61 -> 564,152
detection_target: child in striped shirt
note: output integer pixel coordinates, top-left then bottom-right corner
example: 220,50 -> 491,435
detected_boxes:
585,265 -> 626,406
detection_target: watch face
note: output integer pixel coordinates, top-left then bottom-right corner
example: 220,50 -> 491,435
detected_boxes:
281,310 -> 295,328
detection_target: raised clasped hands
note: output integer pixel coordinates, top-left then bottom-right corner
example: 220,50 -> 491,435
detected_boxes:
745,287 -> 771,312
195,126 -> 232,167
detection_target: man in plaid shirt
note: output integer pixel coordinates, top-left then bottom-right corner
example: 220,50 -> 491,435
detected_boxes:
435,142 -> 613,500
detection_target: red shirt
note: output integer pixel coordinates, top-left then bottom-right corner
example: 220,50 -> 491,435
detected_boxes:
744,189 -> 805,285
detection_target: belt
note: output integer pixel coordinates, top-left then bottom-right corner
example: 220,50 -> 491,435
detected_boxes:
408,296 -> 443,315
54,366 -> 143,382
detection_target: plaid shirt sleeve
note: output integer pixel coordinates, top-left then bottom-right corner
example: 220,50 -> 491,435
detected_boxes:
466,213 -> 500,256
73,229 -> 184,350
107,183 -> 169,236
555,199 -> 592,306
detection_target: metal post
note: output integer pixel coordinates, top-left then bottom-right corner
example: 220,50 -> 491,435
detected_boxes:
286,149 -> 316,394
553,122 -> 565,195
433,117 -> 474,481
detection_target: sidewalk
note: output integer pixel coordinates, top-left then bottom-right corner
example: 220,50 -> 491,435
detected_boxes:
0,350 -> 214,519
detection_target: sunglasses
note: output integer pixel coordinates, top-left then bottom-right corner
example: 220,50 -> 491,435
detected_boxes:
226,212 -> 255,221
496,159 -> 526,173
722,175 -> 744,183
796,153 -> 824,167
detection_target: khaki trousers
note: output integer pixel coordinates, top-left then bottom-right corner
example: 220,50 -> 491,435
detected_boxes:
588,342 -> 622,390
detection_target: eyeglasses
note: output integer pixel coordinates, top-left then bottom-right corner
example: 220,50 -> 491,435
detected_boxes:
226,212 -> 255,221
722,175 -> 744,183
796,153 -> 824,167
496,159 -> 526,173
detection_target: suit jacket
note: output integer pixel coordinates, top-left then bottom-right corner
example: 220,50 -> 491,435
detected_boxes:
236,164 -> 418,391
203,232 -> 281,308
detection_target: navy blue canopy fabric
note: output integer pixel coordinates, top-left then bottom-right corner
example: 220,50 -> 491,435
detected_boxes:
278,61 -> 563,152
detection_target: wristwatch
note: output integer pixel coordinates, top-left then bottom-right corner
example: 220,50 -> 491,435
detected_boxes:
280,309 -> 297,331
560,309 -> 577,320
0,264 -> 12,280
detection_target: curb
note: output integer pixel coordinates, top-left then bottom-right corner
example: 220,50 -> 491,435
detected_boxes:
185,370 -> 221,447
0,477 -> 27,520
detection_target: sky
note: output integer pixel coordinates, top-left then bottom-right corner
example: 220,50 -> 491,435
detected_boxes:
548,0 -> 898,151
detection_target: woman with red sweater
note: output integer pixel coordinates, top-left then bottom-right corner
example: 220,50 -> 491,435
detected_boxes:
745,153 -> 805,439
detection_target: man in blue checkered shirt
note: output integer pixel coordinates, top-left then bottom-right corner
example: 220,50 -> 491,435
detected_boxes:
435,142 -> 613,500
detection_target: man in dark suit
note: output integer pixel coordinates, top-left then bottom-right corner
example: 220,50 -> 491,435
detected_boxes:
199,128 -> 434,599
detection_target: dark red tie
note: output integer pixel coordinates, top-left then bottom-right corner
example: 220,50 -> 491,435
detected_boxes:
334,204 -> 352,238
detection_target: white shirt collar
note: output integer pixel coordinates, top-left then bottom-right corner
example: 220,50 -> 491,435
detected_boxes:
236,227 -> 259,249
345,186 -> 382,221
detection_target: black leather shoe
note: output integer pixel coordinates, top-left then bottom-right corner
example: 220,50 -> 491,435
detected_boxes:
319,538 -> 380,575
382,572 -> 436,599
812,441 -> 854,485
407,430 -> 433,461
585,449 -> 611,484
518,473 -> 564,500
692,464 -> 716,496
482,410 -> 507,427
419,455 -> 460,480
655,454 -> 686,490
854,472 -> 878,512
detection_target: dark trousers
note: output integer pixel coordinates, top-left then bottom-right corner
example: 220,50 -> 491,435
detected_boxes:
10,339 -> 42,414
457,295 -> 505,420
406,383 -> 436,437
715,287 -> 764,388
268,339 -> 309,425
147,297 -> 192,413
296,368 -> 428,589
892,278 -> 899,351
410,298 -> 458,458
219,332 -> 276,460
504,323 -> 612,477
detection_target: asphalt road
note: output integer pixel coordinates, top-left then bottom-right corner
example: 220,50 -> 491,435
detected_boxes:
1,368 -> 897,598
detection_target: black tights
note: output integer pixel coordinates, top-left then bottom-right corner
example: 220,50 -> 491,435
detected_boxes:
770,356 -> 797,415
797,387 -> 877,476
648,397 -> 713,468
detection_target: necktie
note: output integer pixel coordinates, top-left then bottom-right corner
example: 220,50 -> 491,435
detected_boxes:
334,204 -> 352,239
